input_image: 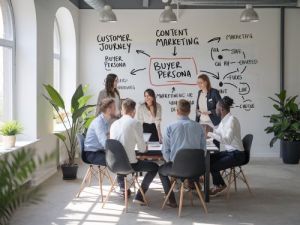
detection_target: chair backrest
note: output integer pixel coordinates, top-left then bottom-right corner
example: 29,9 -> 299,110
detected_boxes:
77,133 -> 89,164
243,134 -> 253,165
171,149 -> 206,179
105,139 -> 134,175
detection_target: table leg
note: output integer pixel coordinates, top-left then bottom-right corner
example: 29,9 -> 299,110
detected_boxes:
205,151 -> 210,202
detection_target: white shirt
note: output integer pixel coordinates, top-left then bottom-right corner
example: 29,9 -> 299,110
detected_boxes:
110,115 -> 147,164
198,92 -> 212,124
137,103 -> 162,128
209,113 -> 244,152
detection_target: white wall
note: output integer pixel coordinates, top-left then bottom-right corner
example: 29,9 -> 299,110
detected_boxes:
285,8 -> 300,100
11,0 -> 79,184
79,9 -> 281,157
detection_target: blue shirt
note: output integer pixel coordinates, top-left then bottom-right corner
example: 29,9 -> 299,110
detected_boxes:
162,116 -> 206,162
84,114 -> 109,152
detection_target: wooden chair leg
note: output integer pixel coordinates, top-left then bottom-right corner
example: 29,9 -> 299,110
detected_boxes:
240,167 -> 253,196
98,166 -> 104,202
76,166 -> 91,197
104,168 -> 114,186
87,166 -> 93,187
194,182 -> 208,214
161,180 -> 176,209
134,176 -> 148,206
226,168 -> 233,200
233,168 -> 237,192
124,177 -> 128,213
133,174 -> 137,194
188,189 -> 194,207
102,176 -> 117,208
178,182 -> 185,217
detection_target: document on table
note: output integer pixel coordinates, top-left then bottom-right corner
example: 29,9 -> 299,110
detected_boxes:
135,142 -> 162,151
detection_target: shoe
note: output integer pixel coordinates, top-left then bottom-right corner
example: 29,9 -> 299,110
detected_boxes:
133,198 -> 147,206
209,185 -> 227,197
166,200 -> 178,208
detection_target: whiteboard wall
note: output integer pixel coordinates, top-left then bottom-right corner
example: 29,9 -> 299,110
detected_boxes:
79,9 -> 281,156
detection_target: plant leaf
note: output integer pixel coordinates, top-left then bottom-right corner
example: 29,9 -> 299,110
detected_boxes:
54,133 -> 66,142
43,84 -> 65,109
71,85 -> 84,112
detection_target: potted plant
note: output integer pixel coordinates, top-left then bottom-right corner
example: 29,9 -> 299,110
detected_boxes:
0,121 -> 23,148
43,84 -> 95,180
265,90 -> 300,164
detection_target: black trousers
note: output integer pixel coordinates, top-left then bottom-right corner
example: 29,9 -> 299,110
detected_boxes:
117,160 -> 158,200
158,162 -> 177,204
85,150 -> 106,166
143,123 -> 159,142
210,150 -> 246,186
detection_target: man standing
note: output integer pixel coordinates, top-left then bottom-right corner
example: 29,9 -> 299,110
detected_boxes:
208,96 -> 245,196
84,98 -> 116,165
159,99 -> 206,207
110,98 -> 158,205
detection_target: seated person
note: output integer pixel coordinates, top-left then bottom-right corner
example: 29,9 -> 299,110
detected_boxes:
137,89 -> 162,143
208,96 -> 245,196
159,99 -> 206,207
84,98 -> 116,165
110,98 -> 159,205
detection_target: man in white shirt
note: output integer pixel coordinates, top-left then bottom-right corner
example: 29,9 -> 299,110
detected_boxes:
208,96 -> 245,196
110,98 -> 158,205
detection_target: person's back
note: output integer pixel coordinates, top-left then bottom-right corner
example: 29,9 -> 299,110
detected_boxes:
163,117 -> 206,162
110,115 -> 146,164
109,98 -> 157,205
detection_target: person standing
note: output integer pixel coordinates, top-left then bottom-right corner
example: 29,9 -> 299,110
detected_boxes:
159,99 -> 206,208
96,73 -> 121,118
196,74 -> 221,135
84,98 -> 116,165
208,96 -> 245,196
110,98 -> 159,205
137,89 -> 162,143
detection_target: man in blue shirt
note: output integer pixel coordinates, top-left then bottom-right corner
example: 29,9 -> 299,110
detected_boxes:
84,98 -> 116,165
159,99 -> 206,207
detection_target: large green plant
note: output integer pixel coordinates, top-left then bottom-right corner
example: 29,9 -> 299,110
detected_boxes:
43,84 -> 95,165
0,148 -> 54,225
265,90 -> 300,147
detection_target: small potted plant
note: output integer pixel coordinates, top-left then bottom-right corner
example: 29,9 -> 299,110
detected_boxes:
43,84 -> 95,180
265,90 -> 300,164
0,121 -> 23,148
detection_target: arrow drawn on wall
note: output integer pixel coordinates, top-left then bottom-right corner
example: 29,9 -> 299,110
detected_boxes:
200,70 -> 220,80
223,82 -> 238,88
208,37 -> 221,43
136,50 -> 150,57
173,46 -> 177,56
223,69 -> 239,80
130,68 -> 146,75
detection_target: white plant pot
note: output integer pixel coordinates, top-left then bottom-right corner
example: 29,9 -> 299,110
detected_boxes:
2,135 -> 16,148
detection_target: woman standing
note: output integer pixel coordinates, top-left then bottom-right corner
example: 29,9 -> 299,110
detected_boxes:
96,74 -> 121,118
137,89 -> 162,143
196,74 -> 221,135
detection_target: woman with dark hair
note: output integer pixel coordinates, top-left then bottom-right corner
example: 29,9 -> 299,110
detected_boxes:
207,96 -> 245,196
196,74 -> 221,135
96,74 -> 121,118
137,89 -> 162,143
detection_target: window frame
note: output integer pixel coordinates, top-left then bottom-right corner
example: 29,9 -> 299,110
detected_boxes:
53,18 -> 61,92
0,0 -> 15,121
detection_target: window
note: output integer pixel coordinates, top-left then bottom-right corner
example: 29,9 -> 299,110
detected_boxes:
0,0 -> 14,121
53,19 -> 61,92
